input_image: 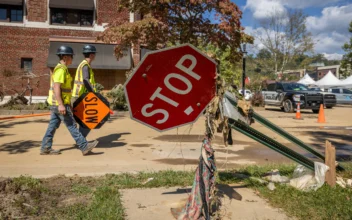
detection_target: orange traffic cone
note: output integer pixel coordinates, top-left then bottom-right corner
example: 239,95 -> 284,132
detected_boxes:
317,104 -> 326,123
294,102 -> 302,120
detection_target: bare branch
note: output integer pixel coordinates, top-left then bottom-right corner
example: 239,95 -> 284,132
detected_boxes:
255,9 -> 313,74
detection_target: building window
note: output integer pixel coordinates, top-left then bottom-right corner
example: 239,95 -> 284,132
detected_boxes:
51,9 -> 93,26
21,58 -> 33,72
0,8 -> 6,20
0,4 -> 23,22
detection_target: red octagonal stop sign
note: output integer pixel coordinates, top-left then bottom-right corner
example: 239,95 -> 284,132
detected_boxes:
125,44 -> 217,132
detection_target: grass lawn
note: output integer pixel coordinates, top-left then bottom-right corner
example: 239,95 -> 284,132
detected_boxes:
0,163 -> 351,219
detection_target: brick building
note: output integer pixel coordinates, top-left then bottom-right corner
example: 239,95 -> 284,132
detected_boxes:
316,65 -> 340,80
277,65 -> 341,81
0,0 -> 140,99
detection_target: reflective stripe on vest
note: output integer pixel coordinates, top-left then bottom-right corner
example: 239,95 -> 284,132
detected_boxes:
50,76 -> 57,104
73,60 -> 96,97
74,81 -> 84,85
74,61 -> 83,96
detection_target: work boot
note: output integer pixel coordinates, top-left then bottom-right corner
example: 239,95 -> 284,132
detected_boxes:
82,140 -> 99,156
74,140 -> 98,148
40,148 -> 61,155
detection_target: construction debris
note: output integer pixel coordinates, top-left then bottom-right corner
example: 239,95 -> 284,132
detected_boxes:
347,179 -> 352,188
336,177 -> 347,188
267,182 -> 276,191
142,178 -> 154,185
249,177 -> 268,185
289,162 -> 329,192
263,170 -> 290,183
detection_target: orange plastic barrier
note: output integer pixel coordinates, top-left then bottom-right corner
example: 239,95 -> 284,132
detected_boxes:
0,113 -> 51,121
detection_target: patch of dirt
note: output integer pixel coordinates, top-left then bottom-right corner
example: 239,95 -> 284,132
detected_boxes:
57,195 -> 90,208
154,135 -> 205,143
154,135 -> 254,145
131,144 -> 152,148
0,176 -> 98,219
214,149 -> 240,155
153,158 -> 199,165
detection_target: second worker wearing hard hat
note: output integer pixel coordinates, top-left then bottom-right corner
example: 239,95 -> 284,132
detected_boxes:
71,45 -> 97,138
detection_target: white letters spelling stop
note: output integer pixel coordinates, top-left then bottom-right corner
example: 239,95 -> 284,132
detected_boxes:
125,44 -> 217,132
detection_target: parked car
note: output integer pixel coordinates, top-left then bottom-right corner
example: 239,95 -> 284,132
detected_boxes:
308,87 -> 337,108
262,82 -> 331,113
238,89 -> 253,101
323,88 -> 352,105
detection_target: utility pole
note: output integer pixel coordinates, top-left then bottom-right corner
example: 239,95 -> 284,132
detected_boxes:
242,44 -> 247,97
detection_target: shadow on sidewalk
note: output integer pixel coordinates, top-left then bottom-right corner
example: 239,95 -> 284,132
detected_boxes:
162,184 -> 244,201
303,130 -> 352,161
0,132 -> 14,138
58,132 -> 131,153
0,140 -> 40,154
58,145 -> 104,156
96,132 -> 131,148
0,119 -> 49,129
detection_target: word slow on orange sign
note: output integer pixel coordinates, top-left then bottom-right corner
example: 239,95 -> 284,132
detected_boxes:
73,92 -> 111,129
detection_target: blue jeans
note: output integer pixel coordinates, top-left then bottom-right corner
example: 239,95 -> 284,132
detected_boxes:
41,105 -> 88,152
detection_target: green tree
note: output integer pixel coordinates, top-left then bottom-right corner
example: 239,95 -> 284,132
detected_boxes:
255,9 -> 314,74
257,48 -> 272,59
311,54 -> 327,64
254,48 -> 276,75
199,44 -> 242,85
98,0 -> 253,64
340,21 -> 352,78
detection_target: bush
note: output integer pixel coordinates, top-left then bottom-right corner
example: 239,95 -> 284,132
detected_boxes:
106,84 -> 128,111
0,102 -> 50,110
95,83 -> 104,93
251,92 -> 264,107
35,102 -> 50,110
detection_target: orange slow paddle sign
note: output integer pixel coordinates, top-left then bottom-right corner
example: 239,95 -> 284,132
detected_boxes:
73,92 -> 111,129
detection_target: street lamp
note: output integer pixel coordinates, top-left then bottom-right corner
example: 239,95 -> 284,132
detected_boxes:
242,44 -> 247,97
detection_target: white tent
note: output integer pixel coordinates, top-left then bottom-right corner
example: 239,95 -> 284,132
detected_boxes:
314,71 -> 343,89
297,74 -> 316,85
339,75 -> 352,88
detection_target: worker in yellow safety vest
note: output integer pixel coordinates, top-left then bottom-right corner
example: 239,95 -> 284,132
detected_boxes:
41,46 -> 98,156
71,45 -> 98,138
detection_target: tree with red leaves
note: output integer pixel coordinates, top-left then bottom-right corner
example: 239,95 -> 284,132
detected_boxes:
98,0 -> 253,64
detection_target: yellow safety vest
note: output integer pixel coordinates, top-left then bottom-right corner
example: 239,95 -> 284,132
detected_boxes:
72,60 -> 96,98
47,63 -> 73,106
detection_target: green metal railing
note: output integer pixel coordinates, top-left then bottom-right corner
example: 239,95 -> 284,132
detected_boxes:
224,92 -> 344,171
252,112 -> 325,160
229,119 -> 315,170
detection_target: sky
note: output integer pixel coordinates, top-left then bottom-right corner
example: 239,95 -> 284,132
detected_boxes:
233,0 -> 352,60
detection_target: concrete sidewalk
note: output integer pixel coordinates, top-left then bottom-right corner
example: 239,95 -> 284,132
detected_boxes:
121,185 -> 291,220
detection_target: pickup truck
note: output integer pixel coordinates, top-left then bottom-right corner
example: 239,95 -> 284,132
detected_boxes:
308,88 -> 337,108
323,88 -> 352,105
262,82 -> 335,113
